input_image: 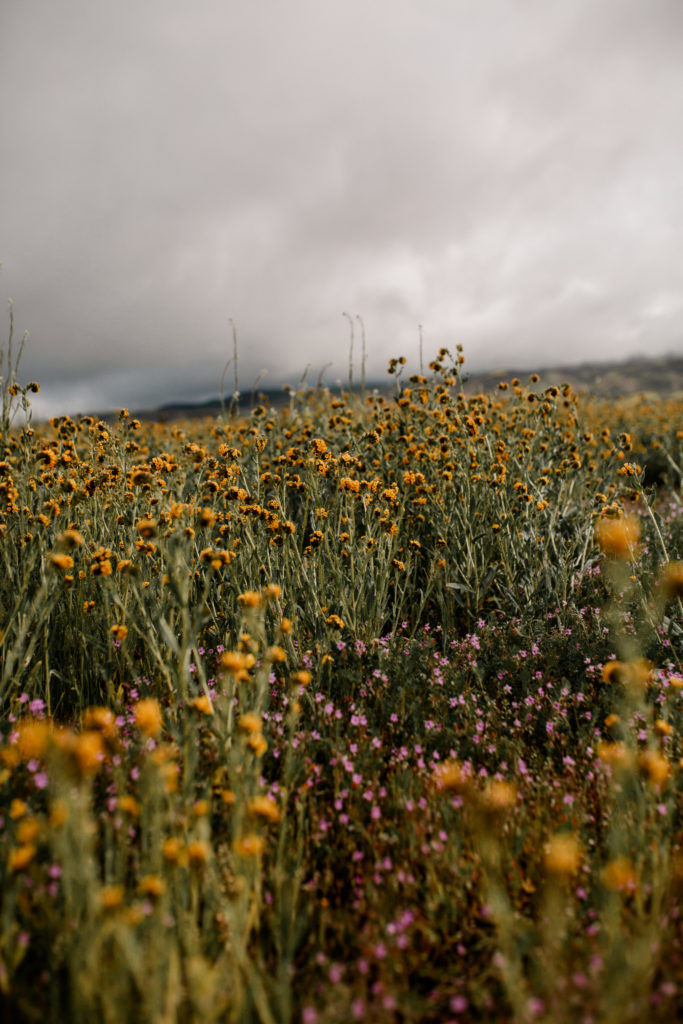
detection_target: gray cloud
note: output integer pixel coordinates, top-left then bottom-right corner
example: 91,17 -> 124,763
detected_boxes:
1,0 -> 682,417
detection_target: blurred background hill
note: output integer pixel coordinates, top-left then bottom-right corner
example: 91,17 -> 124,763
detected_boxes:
128,352 -> 682,421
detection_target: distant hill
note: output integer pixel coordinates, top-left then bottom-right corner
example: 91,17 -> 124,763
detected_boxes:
462,352 -> 683,399
127,352 -> 682,422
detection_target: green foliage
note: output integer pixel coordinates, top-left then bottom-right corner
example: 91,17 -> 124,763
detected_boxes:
0,337 -> 681,1022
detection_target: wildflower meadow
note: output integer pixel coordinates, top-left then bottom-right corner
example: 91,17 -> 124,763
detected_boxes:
1,307 -> 682,1022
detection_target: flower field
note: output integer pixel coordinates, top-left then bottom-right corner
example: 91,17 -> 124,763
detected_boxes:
0,336 -> 682,1022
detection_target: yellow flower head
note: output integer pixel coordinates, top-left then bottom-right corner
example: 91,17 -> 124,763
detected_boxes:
238,712 -> 263,735
187,840 -> 210,866
198,507 -> 217,528
431,760 -> 471,794
220,650 -> 255,676
602,661 -> 626,685
57,529 -> 84,549
480,779 -> 517,814
138,874 -> 166,898
8,845 -> 37,873
638,750 -> 671,788
82,706 -> 117,739
9,798 -> 28,820
248,733 -> 268,757
596,741 -> 632,770
191,695 -> 213,715
15,718 -> 51,761
136,519 -> 157,539
48,552 -> 74,572
247,795 -> 281,823
134,698 -> 163,738
16,818 -> 41,846
544,834 -> 582,878
99,884 -> 126,910
73,731 -> 105,776
659,561 -> 683,602
118,795 -> 141,817
602,857 -> 638,892
266,645 -> 287,663
162,837 -> 184,863
594,514 -> 640,559
234,834 -> 265,859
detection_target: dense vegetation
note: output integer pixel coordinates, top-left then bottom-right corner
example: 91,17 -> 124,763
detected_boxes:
1,330 -> 682,1022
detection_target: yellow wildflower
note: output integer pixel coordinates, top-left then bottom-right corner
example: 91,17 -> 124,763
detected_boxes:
82,707 -> 117,738
138,874 -> 166,898
100,885 -> 126,910
73,731 -> 104,776
57,529 -> 84,549
8,845 -> 36,872
602,858 -> 638,892
16,817 -> 41,845
247,795 -> 281,823
134,698 -> 163,738
187,840 -> 210,866
15,718 -> 51,760
47,552 -> 74,572
238,712 -> 263,734
221,650 -> 255,676
659,561 -> 683,602
594,514 -> 640,559
596,741 -> 632,769
248,733 -> 268,757
432,760 -> 470,794
638,750 -> 671,788
480,780 -> 517,814
191,695 -> 213,715
162,837 -> 184,863
9,799 -> 28,820
136,519 -> 157,539
234,834 -> 265,859
266,645 -> 287,663
118,795 -> 141,817
544,834 -> 582,878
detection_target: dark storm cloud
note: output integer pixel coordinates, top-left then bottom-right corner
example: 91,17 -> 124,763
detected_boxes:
1,0 -> 681,417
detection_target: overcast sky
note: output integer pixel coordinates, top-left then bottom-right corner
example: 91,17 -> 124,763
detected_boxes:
2,0 -> 682,417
